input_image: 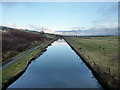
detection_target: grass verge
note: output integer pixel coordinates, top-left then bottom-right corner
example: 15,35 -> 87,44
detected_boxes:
64,36 -> 119,89
2,39 -> 56,90
2,41 -> 43,65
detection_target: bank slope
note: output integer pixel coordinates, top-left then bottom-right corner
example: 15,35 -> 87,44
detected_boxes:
64,36 -> 119,89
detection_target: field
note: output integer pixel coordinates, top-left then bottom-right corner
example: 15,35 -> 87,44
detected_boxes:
64,36 -> 119,88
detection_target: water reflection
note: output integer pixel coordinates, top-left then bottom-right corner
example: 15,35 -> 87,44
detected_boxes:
8,39 -> 102,88
52,39 -> 66,45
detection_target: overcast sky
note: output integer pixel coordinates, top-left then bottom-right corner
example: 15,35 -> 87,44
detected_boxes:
1,1 -> 118,35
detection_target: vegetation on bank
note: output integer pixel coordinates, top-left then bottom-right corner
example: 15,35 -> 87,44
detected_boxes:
1,26 -> 58,89
64,36 -> 119,88
2,26 -> 56,65
2,41 -> 55,89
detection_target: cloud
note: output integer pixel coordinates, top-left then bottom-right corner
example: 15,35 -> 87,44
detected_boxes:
1,23 -> 52,33
92,19 -> 118,32
92,16 -> 117,23
28,24 -> 48,31
2,22 -> 27,29
97,3 -> 118,16
55,27 -> 118,36
69,27 -> 86,30
56,30 -> 82,33
92,3 -> 118,31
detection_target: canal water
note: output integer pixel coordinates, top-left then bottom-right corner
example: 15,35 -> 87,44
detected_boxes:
8,39 -> 102,88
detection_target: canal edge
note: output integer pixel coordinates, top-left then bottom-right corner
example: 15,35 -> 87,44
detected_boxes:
63,38 -> 119,90
2,38 -> 58,90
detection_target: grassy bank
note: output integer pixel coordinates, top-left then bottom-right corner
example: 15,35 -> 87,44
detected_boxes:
64,36 -> 119,88
2,39 -> 57,89
2,26 -> 56,64
3,42 -> 42,65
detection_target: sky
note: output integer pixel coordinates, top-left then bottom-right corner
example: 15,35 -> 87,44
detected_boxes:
1,1 -> 118,35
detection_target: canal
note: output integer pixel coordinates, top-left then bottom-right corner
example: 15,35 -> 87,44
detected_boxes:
8,39 -> 102,88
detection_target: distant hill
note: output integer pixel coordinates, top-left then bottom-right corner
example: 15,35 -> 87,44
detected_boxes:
56,27 -> 118,36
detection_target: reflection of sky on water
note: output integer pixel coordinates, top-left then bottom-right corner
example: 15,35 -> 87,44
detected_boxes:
52,39 -> 66,45
8,39 -> 102,89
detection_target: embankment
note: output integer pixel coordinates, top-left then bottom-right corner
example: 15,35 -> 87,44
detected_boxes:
64,36 -> 119,89
2,39 -> 58,90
